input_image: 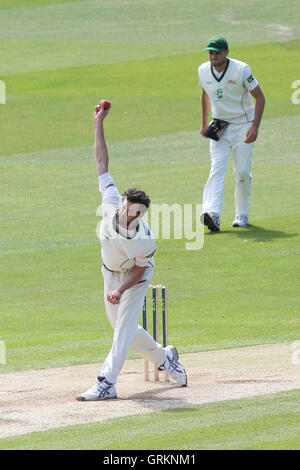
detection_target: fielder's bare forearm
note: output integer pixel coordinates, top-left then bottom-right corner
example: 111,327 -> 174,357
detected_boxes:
201,89 -> 211,128
94,121 -> 109,176
251,86 -> 265,130
117,266 -> 147,295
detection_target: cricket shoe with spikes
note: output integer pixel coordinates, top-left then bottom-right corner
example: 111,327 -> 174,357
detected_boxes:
158,345 -> 187,386
232,215 -> 249,227
76,376 -> 117,401
200,212 -> 220,232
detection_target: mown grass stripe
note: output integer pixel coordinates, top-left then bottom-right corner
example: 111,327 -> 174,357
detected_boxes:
0,389 -> 299,449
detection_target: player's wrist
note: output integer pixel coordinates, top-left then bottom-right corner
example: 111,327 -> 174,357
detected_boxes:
94,120 -> 104,129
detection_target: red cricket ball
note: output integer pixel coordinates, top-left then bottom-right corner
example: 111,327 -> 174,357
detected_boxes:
100,100 -> 111,110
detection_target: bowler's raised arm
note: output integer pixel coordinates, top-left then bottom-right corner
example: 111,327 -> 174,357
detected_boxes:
94,100 -> 111,176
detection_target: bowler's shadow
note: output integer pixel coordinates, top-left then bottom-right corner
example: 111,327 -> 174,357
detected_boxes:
126,384 -> 188,411
216,224 -> 298,242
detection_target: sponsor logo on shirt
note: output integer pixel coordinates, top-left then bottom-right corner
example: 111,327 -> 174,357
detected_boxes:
227,80 -> 237,84
247,74 -> 254,83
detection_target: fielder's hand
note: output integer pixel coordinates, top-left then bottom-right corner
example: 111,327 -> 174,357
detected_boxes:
200,125 -> 208,135
94,100 -> 111,124
107,289 -> 122,305
245,124 -> 258,143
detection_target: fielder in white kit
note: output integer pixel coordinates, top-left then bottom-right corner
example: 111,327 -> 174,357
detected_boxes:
198,36 -> 265,231
76,101 -> 187,401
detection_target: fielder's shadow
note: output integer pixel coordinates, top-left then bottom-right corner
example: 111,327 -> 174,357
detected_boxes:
209,224 -> 298,242
126,384 -> 188,411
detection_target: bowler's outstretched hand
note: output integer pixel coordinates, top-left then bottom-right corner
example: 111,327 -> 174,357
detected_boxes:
94,100 -> 111,123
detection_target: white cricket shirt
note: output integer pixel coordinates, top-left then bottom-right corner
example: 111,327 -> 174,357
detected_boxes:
198,58 -> 259,123
98,173 -> 155,272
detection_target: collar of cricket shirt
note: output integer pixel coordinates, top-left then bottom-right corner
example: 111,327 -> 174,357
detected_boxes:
211,58 -> 230,83
113,213 -> 140,239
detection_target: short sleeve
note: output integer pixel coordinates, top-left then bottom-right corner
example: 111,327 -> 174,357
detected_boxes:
98,172 -> 121,208
198,65 -> 203,87
243,65 -> 259,91
135,256 -> 150,268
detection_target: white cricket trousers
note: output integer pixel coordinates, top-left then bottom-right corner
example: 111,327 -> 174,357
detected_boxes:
100,266 -> 166,384
203,122 -> 254,218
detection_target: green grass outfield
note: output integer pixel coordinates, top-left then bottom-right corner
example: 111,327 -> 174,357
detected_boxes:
0,0 -> 300,450
1,390 -> 299,450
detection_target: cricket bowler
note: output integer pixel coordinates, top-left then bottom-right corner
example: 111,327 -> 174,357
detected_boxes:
76,101 -> 187,401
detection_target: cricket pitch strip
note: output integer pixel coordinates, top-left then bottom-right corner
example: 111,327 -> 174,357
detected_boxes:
1,343 -> 299,439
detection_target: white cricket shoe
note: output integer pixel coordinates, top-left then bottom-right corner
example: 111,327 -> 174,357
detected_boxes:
232,215 -> 249,227
158,345 -> 187,386
76,376 -> 117,401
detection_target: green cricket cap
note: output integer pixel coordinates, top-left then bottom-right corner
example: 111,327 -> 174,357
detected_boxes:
205,36 -> 229,51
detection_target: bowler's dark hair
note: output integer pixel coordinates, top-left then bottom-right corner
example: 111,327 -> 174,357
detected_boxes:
122,188 -> 151,210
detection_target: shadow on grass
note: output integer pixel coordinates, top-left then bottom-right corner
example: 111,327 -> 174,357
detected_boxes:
127,385 -> 188,411
209,224 -> 298,243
